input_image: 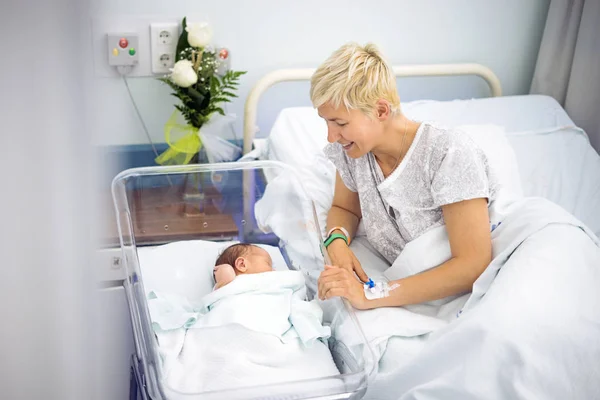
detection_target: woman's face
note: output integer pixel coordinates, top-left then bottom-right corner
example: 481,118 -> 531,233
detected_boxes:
317,102 -> 385,159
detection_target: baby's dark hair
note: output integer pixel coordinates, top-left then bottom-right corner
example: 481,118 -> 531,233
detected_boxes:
215,243 -> 254,268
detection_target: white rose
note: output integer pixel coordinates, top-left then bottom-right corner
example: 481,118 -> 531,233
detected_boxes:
186,22 -> 213,48
170,60 -> 198,88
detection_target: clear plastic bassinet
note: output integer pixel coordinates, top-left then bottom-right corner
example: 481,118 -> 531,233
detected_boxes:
111,160 -> 374,400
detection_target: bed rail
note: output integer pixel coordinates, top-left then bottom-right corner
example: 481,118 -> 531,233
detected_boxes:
243,63 -> 503,154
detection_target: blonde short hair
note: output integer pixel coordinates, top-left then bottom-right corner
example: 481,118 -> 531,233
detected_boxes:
310,42 -> 400,116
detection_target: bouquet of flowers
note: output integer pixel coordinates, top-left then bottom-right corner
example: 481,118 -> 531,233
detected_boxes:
155,17 -> 246,165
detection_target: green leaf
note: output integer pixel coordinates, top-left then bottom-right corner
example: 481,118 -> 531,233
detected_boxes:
174,105 -> 189,121
159,78 -> 176,89
201,91 -> 212,109
170,93 -> 184,104
209,77 -> 217,95
178,92 -> 193,103
175,17 -> 190,62
211,96 -> 230,103
195,83 -> 209,95
211,76 -> 221,88
221,91 -> 237,98
187,86 -> 206,108
188,86 -> 204,102
205,106 -> 225,115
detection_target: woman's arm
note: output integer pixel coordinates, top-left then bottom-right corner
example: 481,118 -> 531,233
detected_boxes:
324,172 -> 369,283
318,197 -> 493,308
327,172 -> 362,240
365,198 -> 492,309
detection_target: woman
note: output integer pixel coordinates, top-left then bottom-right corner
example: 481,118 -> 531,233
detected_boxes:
314,42 -> 498,310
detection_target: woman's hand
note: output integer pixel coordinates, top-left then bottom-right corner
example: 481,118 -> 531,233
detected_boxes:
318,265 -> 369,310
326,239 -> 369,283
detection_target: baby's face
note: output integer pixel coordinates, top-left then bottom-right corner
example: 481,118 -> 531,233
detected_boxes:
243,246 -> 273,274
214,264 -> 236,290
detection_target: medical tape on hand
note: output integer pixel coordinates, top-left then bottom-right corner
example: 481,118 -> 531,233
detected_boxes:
364,281 -> 400,300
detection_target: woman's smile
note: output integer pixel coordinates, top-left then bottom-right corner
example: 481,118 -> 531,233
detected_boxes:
341,142 -> 355,151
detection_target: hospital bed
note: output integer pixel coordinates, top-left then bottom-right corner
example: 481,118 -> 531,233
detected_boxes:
113,63 -> 600,400
237,64 -> 600,399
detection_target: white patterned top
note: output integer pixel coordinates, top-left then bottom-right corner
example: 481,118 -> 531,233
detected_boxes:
323,122 -> 500,264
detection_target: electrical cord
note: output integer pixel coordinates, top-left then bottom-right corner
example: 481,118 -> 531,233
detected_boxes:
116,65 -> 172,185
118,68 -> 161,160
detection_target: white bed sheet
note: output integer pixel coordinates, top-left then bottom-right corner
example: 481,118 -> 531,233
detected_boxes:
251,94 -> 600,237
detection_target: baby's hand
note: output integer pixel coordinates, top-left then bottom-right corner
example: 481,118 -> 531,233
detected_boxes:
213,264 -> 236,290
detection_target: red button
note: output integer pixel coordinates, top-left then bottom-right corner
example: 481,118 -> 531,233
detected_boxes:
119,38 -> 128,49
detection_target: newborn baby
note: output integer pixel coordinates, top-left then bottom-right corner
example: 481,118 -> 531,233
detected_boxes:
156,243 -> 340,394
213,243 -> 274,290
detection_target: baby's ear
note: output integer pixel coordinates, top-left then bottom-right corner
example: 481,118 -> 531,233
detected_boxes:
234,257 -> 247,272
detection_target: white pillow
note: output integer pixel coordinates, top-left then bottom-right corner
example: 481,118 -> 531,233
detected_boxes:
137,240 -> 289,302
506,127 -> 600,237
267,107 -> 328,168
455,124 -> 524,199
267,108 -> 523,193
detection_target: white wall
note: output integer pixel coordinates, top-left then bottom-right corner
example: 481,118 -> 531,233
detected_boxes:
89,0 -> 550,146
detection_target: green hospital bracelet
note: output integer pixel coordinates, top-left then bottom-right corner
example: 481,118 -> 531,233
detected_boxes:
324,233 -> 348,248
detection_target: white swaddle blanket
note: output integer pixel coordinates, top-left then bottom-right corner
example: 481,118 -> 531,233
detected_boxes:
148,270 -> 340,395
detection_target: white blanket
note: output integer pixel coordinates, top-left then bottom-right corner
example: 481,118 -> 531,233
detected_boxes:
150,271 -> 340,395
255,167 -> 600,398
338,197 -> 600,399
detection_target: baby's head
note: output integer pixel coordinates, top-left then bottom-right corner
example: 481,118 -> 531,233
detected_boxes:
213,244 -> 274,289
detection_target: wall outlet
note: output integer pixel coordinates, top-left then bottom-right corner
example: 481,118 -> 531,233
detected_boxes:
150,22 -> 179,74
92,16 -> 182,77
